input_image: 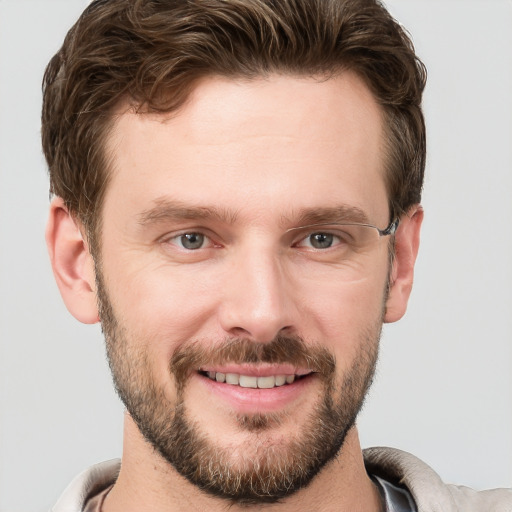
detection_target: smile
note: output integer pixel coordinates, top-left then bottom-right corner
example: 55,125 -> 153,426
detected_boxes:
200,371 -> 309,389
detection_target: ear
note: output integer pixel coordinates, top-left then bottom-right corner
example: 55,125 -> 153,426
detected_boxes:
384,205 -> 423,323
46,197 -> 99,324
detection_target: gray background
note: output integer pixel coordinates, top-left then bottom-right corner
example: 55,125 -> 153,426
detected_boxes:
0,1 -> 511,510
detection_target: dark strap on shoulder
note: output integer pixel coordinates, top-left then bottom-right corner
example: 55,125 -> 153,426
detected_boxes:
371,474 -> 417,512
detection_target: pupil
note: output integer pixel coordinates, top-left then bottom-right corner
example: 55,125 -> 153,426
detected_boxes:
181,233 -> 204,250
311,233 -> 333,249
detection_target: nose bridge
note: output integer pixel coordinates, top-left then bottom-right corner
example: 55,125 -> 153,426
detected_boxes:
218,239 -> 296,342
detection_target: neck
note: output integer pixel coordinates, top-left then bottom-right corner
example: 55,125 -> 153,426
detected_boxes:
103,414 -> 382,512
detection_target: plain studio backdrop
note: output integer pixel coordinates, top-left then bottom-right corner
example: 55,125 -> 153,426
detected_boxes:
0,1 -> 511,511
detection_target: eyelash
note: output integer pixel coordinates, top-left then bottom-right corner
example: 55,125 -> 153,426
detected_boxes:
295,232 -> 344,250
163,232 -> 216,251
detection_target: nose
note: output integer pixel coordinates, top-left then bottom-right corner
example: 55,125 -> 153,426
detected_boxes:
217,246 -> 299,342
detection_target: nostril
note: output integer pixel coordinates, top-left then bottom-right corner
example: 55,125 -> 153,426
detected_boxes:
228,326 -> 252,338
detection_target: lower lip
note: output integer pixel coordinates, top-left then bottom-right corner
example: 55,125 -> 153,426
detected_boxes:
195,373 -> 317,414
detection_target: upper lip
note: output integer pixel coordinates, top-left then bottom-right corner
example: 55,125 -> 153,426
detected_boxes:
198,364 -> 313,377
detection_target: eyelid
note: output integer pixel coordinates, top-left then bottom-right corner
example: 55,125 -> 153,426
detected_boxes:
286,222 -> 365,233
292,228 -> 347,249
159,229 -> 220,248
289,224 -> 352,236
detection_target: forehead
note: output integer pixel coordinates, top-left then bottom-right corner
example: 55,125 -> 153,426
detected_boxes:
105,73 -> 388,227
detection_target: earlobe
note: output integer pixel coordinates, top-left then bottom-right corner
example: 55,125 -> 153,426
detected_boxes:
46,197 -> 100,324
384,205 -> 423,323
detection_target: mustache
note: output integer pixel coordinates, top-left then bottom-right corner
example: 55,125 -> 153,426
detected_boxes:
170,335 -> 336,386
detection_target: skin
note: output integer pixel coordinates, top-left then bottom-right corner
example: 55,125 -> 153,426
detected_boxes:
47,72 -> 423,512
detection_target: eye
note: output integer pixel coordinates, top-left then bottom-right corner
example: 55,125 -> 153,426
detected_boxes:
171,232 -> 209,250
308,233 -> 335,249
298,232 -> 340,250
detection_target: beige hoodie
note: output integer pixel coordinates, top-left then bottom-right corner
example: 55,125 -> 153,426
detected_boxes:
50,447 -> 512,512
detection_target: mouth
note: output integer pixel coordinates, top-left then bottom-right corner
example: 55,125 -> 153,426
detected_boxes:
199,370 -> 311,389
194,366 -> 318,414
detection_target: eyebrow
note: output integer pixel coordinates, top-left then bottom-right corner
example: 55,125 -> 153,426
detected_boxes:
137,198 -> 371,230
284,205 -> 371,228
138,198 -> 239,227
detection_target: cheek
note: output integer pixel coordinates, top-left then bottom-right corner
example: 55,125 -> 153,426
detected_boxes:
102,260 -> 222,360
301,274 -> 388,332
297,269 -> 388,372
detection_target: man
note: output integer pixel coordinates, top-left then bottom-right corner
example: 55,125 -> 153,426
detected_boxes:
42,0 -> 511,511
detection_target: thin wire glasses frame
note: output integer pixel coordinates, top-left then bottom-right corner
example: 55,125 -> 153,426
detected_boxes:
284,217 -> 400,255
285,217 -> 400,237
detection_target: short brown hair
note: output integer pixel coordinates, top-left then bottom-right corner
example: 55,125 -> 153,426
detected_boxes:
42,0 -> 426,247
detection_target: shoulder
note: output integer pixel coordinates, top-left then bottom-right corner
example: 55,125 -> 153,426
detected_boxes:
364,447 -> 512,512
49,459 -> 121,512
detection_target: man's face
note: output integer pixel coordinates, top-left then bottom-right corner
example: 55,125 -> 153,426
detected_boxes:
97,73 -> 391,503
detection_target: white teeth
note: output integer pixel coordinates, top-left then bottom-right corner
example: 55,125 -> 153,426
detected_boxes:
225,373 -> 239,385
275,375 -> 286,386
257,376 -> 276,389
239,375 -> 258,388
205,371 -> 299,388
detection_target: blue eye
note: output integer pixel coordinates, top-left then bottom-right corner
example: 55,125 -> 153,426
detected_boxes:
308,233 -> 335,249
297,232 -> 341,250
176,233 -> 206,250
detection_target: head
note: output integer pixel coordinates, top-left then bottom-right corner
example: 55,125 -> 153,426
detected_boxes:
43,0 -> 425,505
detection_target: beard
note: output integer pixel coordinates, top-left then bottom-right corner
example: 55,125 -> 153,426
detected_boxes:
96,270 -> 381,505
